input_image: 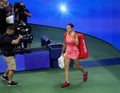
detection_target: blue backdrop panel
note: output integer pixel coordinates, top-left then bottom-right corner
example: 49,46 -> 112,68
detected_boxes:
0,55 -> 25,73
16,54 -> 25,71
0,56 -> 7,73
24,51 -> 50,70
0,51 -> 50,73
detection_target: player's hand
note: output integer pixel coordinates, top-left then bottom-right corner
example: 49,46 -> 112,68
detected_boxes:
15,8 -> 18,12
71,32 -> 76,40
61,52 -> 64,57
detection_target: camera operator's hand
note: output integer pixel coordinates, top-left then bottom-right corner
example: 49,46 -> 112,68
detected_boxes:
11,35 -> 23,45
15,8 -> 18,12
18,34 -> 23,39
24,11 -> 32,17
7,12 -> 11,17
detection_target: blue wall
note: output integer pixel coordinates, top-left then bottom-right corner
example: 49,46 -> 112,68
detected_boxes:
0,51 -> 50,73
9,0 -> 120,51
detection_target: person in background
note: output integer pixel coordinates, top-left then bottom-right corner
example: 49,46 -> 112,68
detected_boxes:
0,0 -> 14,35
15,2 -> 32,24
14,2 -> 32,48
2,0 -> 14,17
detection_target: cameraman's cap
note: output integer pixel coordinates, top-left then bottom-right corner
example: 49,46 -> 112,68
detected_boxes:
7,25 -> 15,31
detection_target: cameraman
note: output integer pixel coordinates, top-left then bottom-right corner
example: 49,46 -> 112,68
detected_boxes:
15,2 -> 32,24
1,25 -> 23,86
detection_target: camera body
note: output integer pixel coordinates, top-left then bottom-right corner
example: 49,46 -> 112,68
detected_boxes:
14,21 -> 33,46
13,21 -> 33,54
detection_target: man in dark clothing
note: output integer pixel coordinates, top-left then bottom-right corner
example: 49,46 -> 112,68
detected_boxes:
15,2 -> 32,24
0,8 -> 7,35
0,25 -> 23,86
0,0 -> 7,35
0,0 -> 14,35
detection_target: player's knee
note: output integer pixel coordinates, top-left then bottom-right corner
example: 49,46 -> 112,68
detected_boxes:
64,64 -> 69,69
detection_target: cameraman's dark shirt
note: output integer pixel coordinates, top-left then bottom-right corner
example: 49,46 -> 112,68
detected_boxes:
18,9 -> 30,23
1,33 -> 15,56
